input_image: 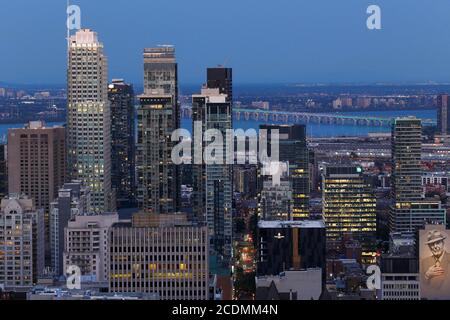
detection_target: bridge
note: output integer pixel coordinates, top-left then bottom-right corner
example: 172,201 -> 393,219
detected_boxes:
181,107 -> 435,127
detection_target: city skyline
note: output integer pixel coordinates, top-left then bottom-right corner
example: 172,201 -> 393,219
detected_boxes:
2,1 -> 450,306
3,0 -> 450,85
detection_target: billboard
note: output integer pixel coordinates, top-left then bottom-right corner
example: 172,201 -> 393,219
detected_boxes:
420,224 -> 450,300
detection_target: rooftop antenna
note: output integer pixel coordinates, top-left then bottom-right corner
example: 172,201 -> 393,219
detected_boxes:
222,57 -> 229,67
66,0 -> 70,50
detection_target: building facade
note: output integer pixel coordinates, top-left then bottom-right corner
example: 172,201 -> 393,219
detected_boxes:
257,220 -> 326,284
207,67 -> 233,102
437,94 -> 449,135
380,254 -> 420,300
63,213 -> 118,283
390,117 -> 446,233
0,195 -> 45,291
137,92 -> 180,213
109,214 -> 209,300
259,178 -> 293,221
0,145 -> 6,200
50,181 -> 90,277
137,47 -> 180,214
108,79 -> 135,208
7,121 -> 66,265
67,29 -> 112,213
322,165 -> 377,263
192,87 -> 233,269
260,125 -> 310,220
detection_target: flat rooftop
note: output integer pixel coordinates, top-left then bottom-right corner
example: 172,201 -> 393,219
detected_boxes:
258,219 -> 325,229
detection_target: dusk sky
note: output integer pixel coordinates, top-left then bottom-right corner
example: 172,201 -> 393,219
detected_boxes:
1,0 -> 450,85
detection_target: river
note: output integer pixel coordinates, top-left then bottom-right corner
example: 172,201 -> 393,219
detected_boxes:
0,109 -> 436,143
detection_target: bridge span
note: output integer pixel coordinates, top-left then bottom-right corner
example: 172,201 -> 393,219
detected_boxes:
181,107 -> 435,127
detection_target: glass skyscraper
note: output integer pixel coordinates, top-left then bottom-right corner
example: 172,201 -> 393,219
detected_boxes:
137,47 -> 180,214
108,79 -> 136,208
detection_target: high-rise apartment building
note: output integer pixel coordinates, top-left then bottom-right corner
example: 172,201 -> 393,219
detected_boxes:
108,79 -> 136,208
260,124 -> 310,220
7,121 -> 66,264
0,195 -> 45,291
192,87 -> 233,269
137,91 -> 179,213
109,213 -> 209,300
50,181 -> 90,277
391,117 -> 423,204
390,117 -> 446,233
64,213 -> 118,283
437,94 -> 449,135
67,29 -> 112,213
322,165 -> 377,263
137,47 -> 180,214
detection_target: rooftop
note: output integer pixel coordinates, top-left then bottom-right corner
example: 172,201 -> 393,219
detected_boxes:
258,219 -> 326,229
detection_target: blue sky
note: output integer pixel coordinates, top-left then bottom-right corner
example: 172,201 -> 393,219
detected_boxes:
1,0 -> 449,85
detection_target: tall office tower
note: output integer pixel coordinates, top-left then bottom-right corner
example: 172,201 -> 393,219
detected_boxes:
108,79 -> 136,208
260,124 -> 310,220
389,117 -> 446,233
64,213 -> 118,282
0,195 -> 45,291
207,67 -> 233,102
322,165 -> 377,264
437,94 -> 449,135
257,220 -> 326,285
67,29 -> 112,213
0,144 -> 7,199
50,181 -> 90,277
137,47 -> 180,214
109,213 -> 209,300
7,121 -> 66,265
192,87 -> 233,269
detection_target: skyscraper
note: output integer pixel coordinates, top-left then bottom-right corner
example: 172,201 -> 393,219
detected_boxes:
108,79 -> 136,208
192,87 -> 233,269
67,29 -> 112,213
137,47 -> 180,213
437,94 -> 449,135
390,117 -> 446,233
207,67 -> 233,102
259,124 -> 310,220
391,117 -> 423,204
7,121 -> 66,265
322,164 -> 377,263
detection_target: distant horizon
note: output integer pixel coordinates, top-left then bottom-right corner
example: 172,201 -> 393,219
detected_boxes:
4,81 -> 450,90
